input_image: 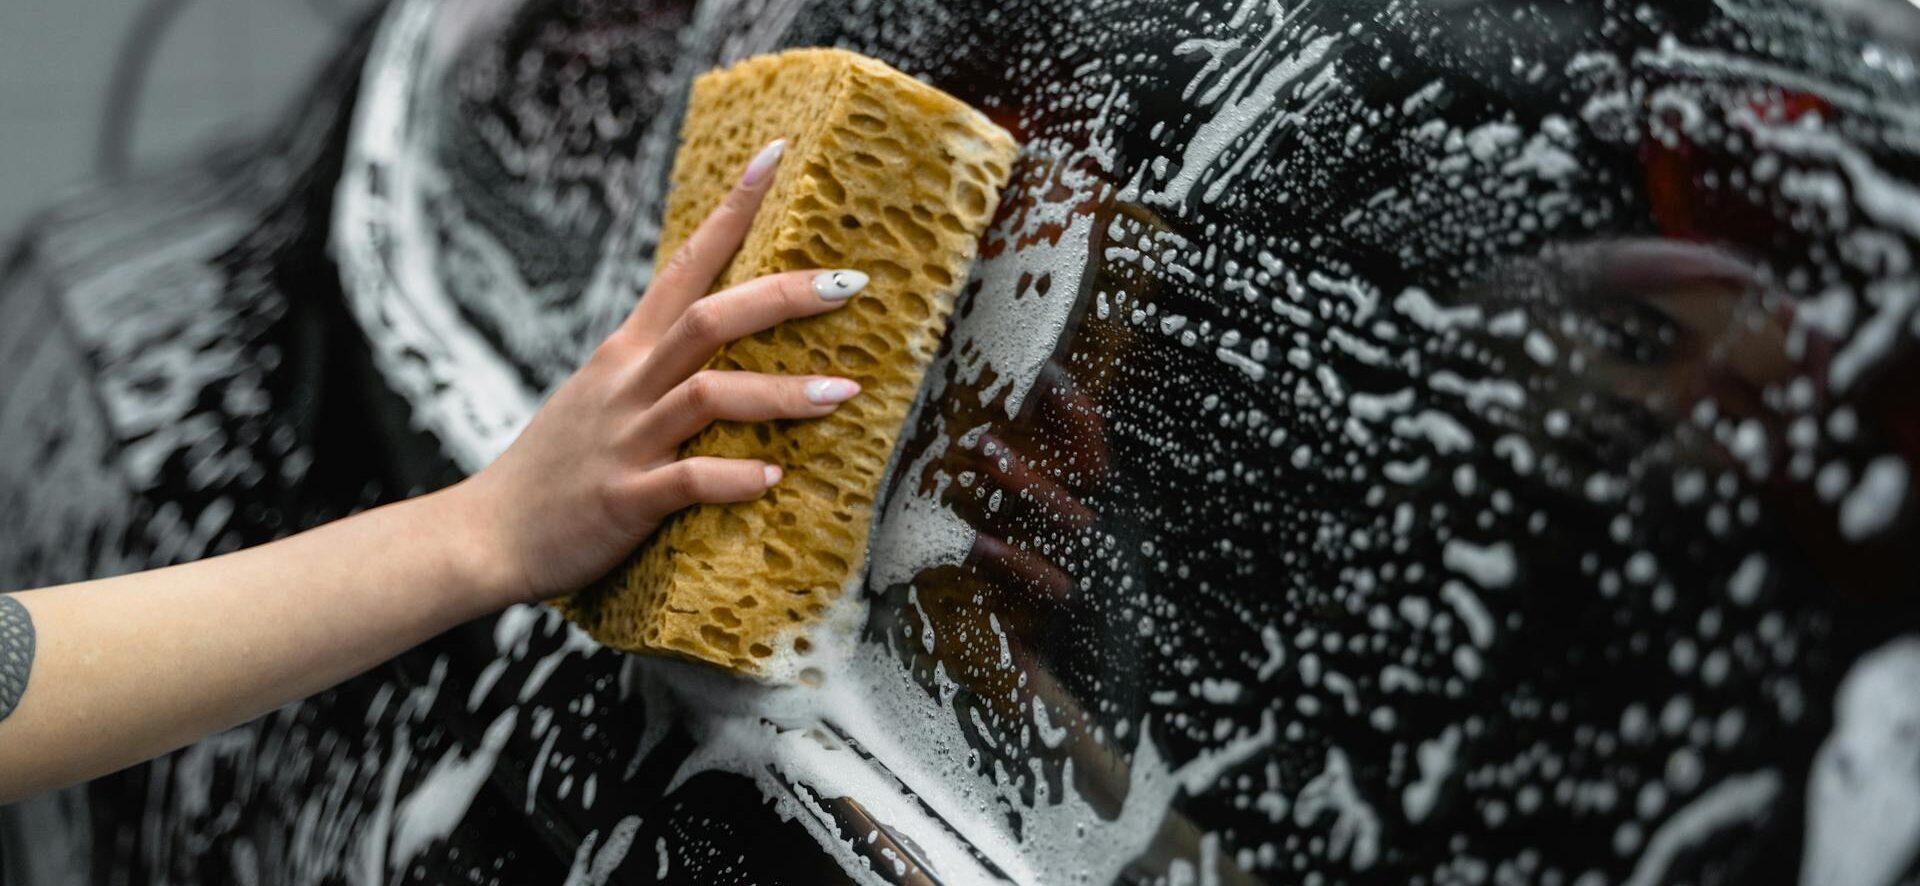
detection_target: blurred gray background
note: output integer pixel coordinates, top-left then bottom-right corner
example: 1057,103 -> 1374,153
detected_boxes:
0,0 -> 378,239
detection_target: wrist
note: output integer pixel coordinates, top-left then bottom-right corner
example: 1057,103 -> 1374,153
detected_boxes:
402,482 -> 522,618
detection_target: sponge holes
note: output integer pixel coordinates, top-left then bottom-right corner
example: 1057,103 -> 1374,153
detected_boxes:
805,234 -> 846,264
836,344 -> 879,369
863,259 -> 911,285
881,207 -> 940,251
699,624 -> 741,653
921,263 -> 956,288
955,180 -> 989,218
803,162 -> 846,202
845,112 -> 888,135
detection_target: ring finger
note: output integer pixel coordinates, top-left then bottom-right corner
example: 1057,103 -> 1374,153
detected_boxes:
636,370 -> 862,448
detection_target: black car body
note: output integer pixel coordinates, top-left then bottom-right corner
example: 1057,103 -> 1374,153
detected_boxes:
6,0 -> 1920,883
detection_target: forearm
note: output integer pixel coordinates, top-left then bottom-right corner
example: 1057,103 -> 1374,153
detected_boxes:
0,141 -> 839,804
0,488 -> 499,802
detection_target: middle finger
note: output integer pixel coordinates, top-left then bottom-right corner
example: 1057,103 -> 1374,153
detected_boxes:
632,268 -> 868,401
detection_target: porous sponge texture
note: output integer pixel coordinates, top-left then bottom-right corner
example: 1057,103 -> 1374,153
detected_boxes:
555,49 -> 1018,676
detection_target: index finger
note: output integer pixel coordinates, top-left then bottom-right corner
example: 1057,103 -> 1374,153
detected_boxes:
624,138 -> 788,341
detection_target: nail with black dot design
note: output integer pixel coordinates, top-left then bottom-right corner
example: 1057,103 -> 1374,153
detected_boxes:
812,270 -> 869,301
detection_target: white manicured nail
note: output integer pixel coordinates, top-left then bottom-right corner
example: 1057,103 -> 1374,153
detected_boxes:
741,139 -> 786,187
804,377 -> 861,404
812,269 -> 868,300
763,465 -> 784,487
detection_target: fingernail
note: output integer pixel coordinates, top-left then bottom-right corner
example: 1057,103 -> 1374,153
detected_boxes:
812,269 -> 868,301
763,465 -> 784,487
741,139 -> 786,187
804,377 -> 861,405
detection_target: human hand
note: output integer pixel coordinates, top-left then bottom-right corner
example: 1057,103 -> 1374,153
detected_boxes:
439,139 -> 871,607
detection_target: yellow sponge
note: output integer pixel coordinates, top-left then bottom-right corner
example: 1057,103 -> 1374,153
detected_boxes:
556,48 -> 1019,676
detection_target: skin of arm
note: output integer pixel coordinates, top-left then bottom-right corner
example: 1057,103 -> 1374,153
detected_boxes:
0,138 -> 865,803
